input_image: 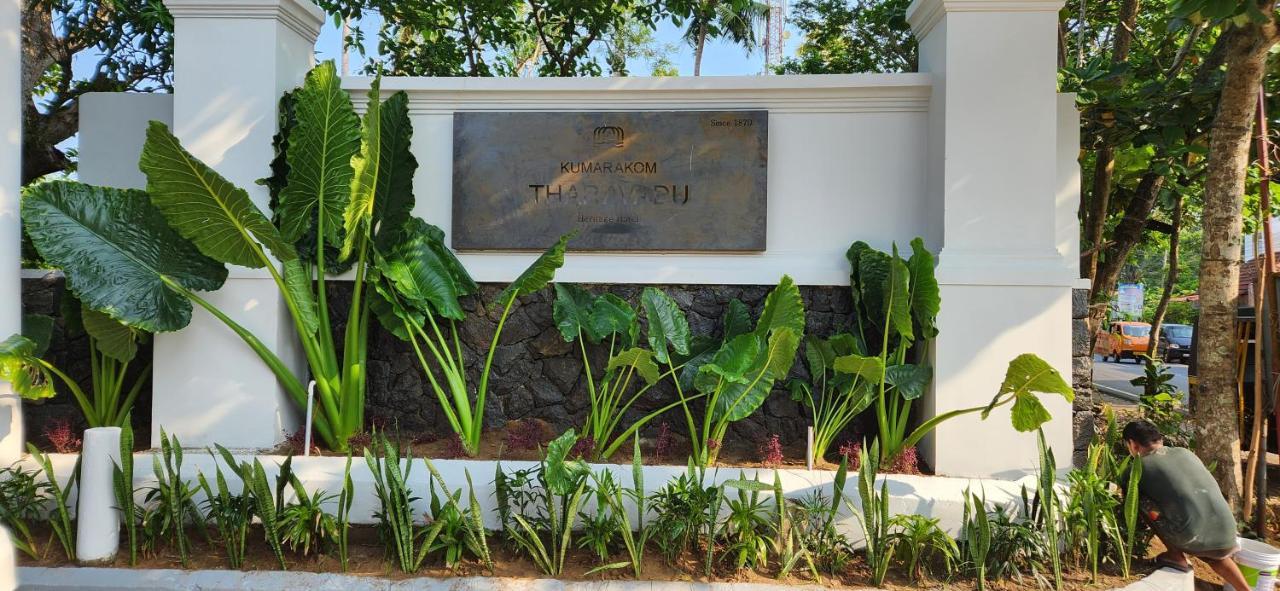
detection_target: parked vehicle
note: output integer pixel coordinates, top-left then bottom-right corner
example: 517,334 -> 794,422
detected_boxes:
1096,321 -> 1151,363
1155,324 -> 1193,364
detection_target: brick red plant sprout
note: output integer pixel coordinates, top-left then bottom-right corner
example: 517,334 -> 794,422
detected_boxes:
505,420 -> 546,451
654,422 -> 674,462
43,419 -> 81,454
759,434 -> 783,467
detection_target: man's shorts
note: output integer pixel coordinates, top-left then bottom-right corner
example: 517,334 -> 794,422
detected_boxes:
1175,543 -> 1240,561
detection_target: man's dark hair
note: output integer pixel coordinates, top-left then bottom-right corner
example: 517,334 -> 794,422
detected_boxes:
1122,420 -> 1164,447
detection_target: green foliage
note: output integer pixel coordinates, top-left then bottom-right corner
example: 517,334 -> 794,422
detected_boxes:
20,180 -> 227,333
666,276 -> 803,465
855,441 -> 892,586
498,430 -> 592,576
887,513 -> 959,582
961,488 -> 993,591
374,232 -> 569,456
601,436 -> 651,578
789,333 -> 876,462
647,460 -> 719,565
336,454 -> 355,571
278,474 -> 339,558
196,449 -> 254,568
318,0 -> 684,77
365,433 -> 429,572
1036,430 -> 1064,590
144,429 -> 205,567
422,459 -> 493,571
719,473 -> 774,571
1064,444 -> 1123,582
0,463 -> 46,559
776,0 -> 916,74
112,419 -> 139,566
553,284 -> 693,460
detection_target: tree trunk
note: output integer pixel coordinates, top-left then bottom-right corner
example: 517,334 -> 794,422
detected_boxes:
1081,0 -> 1142,348
694,24 -> 707,76
1147,193 -> 1183,357
1088,173 -> 1165,346
1192,20 -> 1278,514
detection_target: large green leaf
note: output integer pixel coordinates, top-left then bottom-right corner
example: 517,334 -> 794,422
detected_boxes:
553,283 -> 597,342
907,237 -> 940,339
607,347 -> 660,385
988,353 -> 1074,432
885,250 -> 913,341
833,353 -> 886,382
380,217 -> 473,320
368,279 -> 422,341
722,299 -> 752,340
884,363 -> 932,401
713,329 -> 798,423
342,78 -> 383,260
21,181 -> 227,332
82,306 -> 140,362
755,275 -> 805,337
496,233 -> 571,308
854,244 -> 890,333
282,259 -> 320,336
22,314 -> 54,358
0,335 -> 54,400
694,333 -> 763,393
544,429 -> 590,495
590,294 -> 637,345
803,334 -> 833,380
371,91 -> 417,250
277,61 -> 360,245
140,121 -> 297,267
641,287 -> 690,364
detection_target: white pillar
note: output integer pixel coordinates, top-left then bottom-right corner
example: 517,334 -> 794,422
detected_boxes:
909,0 -> 1075,476
0,0 -> 24,466
76,427 -> 121,563
154,0 -> 323,449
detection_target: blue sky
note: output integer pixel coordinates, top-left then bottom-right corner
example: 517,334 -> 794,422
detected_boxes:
313,13 -> 803,77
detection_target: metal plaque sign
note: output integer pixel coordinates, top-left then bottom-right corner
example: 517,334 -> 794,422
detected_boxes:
451,110 -> 768,251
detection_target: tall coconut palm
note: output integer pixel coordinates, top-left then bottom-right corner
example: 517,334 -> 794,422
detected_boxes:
683,0 -> 770,76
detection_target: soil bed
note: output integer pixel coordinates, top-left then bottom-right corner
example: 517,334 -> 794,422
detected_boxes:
20,524 -> 1152,590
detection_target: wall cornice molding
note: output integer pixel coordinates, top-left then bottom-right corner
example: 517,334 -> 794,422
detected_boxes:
906,0 -> 1065,38
344,74 -> 933,115
164,0 -> 325,40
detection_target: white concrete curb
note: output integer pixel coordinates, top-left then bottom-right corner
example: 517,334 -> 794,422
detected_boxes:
1111,567 -> 1194,591
15,567 -> 842,591
16,564 -> 1194,591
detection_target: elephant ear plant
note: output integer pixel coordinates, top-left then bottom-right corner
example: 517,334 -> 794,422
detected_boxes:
21,61 -> 421,451
552,283 -> 708,461
843,238 -> 940,464
370,230 -> 572,456
649,276 -> 804,465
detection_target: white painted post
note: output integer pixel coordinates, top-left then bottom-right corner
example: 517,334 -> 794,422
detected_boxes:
0,0 -> 24,466
153,0 -> 324,449
908,0 -> 1075,476
76,427 -> 122,563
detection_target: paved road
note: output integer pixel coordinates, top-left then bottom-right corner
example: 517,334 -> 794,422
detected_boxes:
1091,354 -> 1189,402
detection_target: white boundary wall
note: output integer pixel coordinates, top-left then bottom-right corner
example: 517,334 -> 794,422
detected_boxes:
0,0 -> 22,466
23,0 -> 1081,477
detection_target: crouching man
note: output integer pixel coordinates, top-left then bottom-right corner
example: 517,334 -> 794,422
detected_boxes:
1122,420 -> 1251,589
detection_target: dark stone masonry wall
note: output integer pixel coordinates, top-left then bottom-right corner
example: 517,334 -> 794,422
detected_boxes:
19,277 -> 1093,464
19,274 -> 154,446
1071,288 -> 1095,467
334,282 -> 870,455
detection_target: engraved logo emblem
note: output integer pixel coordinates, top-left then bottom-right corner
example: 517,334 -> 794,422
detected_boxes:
592,126 -> 624,147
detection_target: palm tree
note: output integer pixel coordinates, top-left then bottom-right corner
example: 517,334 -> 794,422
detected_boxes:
683,0 -> 770,76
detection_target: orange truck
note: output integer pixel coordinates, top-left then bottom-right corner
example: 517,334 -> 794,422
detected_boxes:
1095,321 -> 1152,363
